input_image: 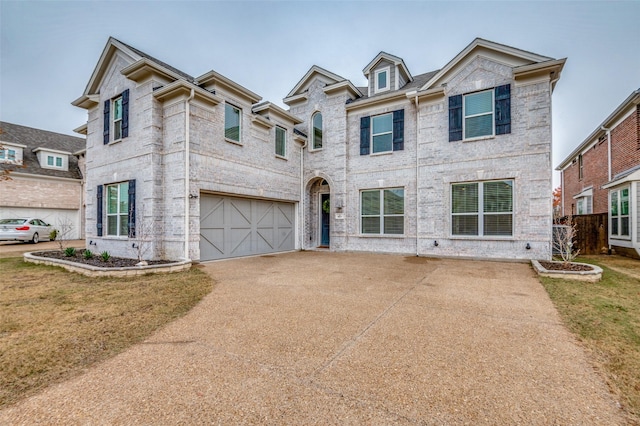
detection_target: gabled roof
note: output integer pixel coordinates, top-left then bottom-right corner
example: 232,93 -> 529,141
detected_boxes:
285,65 -> 348,100
420,38 -> 555,91
363,51 -> 413,83
0,121 -> 85,180
73,37 -> 196,109
196,69 -> 261,104
557,88 -> 640,171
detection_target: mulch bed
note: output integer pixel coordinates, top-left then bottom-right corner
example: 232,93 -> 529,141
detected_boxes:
539,260 -> 594,272
31,251 -> 173,268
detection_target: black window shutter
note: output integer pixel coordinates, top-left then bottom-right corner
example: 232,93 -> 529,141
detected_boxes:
103,100 -> 110,144
128,179 -> 136,238
360,116 -> 370,155
122,89 -> 130,138
448,95 -> 463,142
495,84 -> 511,135
392,109 -> 404,151
96,185 -> 103,236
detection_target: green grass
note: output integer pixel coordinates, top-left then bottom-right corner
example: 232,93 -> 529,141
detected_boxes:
540,256 -> 640,423
0,257 -> 213,408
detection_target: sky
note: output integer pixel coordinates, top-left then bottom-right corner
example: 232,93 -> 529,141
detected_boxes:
1,0 -> 639,187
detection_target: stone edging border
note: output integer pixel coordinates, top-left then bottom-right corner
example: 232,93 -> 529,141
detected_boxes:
24,252 -> 191,278
531,259 -> 603,282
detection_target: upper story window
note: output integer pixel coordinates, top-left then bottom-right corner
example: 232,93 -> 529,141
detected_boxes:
464,90 -> 494,139
47,155 -> 63,168
578,154 -> 584,180
372,113 -> 393,153
361,188 -> 404,235
449,84 -> 511,142
225,103 -> 241,143
103,89 -> 129,144
610,187 -> 630,238
374,67 -> 390,94
451,180 -> 513,237
576,196 -> 592,215
360,109 -> 404,155
275,126 -> 286,157
312,112 -> 323,150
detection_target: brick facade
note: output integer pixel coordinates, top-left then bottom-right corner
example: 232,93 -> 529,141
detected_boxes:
76,38 -> 564,261
560,96 -> 640,216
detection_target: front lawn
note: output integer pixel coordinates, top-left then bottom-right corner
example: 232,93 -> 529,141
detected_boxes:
540,256 -> 640,423
0,257 -> 212,408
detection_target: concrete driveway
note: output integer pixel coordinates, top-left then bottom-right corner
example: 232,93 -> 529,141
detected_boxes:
1,252 -> 625,424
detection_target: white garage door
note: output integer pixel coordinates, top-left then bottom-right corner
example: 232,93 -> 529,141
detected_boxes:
199,194 -> 295,261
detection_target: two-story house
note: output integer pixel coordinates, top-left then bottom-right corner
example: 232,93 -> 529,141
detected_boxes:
557,89 -> 640,257
73,37 -> 564,262
0,122 -> 86,239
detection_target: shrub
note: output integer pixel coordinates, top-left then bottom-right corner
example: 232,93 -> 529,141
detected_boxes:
64,247 -> 76,257
100,251 -> 111,262
83,249 -> 93,260
49,229 -> 58,241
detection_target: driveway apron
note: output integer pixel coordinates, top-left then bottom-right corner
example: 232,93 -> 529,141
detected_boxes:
0,252 -> 624,424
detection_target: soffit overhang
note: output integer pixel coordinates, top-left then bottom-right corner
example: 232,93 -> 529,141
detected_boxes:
196,70 -> 262,104
153,81 -> 222,106
252,102 -> 303,125
121,58 -> 183,84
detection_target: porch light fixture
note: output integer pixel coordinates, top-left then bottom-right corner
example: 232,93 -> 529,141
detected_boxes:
434,240 -> 439,247
526,243 -> 531,250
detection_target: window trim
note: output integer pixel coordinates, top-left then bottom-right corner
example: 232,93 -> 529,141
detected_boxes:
463,89 -> 495,140
275,125 -> 286,158
371,113 -> 393,155
610,186 -> 631,240
451,179 -> 514,238
360,187 -> 405,236
105,182 -> 129,237
112,95 -> 123,141
46,154 -> 64,169
224,103 -> 242,144
311,112 -> 323,150
374,67 -> 391,94
0,148 -> 16,162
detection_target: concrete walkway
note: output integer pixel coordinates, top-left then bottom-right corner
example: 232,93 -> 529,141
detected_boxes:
0,252 -> 625,424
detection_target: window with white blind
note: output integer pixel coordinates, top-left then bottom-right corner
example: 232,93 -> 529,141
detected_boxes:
451,180 -> 513,236
361,188 -> 404,235
464,90 -> 494,139
610,187 -> 630,238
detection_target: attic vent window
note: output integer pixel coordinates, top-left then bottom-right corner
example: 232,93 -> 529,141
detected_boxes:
374,67 -> 390,94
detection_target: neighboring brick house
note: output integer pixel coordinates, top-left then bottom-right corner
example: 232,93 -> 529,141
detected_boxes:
0,122 -> 86,239
73,37 -> 564,261
557,88 -> 640,257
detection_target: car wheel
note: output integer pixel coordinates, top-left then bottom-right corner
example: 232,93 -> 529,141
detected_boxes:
32,233 -> 39,244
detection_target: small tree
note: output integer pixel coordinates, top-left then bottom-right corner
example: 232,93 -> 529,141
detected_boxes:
552,216 -> 580,265
54,216 -> 75,252
129,203 -> 158,263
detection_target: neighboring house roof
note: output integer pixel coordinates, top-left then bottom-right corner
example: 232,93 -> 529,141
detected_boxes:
556,88 -> 640,171
0,121 -> 85,180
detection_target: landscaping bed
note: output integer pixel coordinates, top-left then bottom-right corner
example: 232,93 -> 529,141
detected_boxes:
32,251 -> 172,268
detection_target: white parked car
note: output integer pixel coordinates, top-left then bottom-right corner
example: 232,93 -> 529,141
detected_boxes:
0,218 -> 53,243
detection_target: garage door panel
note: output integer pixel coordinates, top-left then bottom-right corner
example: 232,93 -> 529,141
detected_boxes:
200,194 -> 294,261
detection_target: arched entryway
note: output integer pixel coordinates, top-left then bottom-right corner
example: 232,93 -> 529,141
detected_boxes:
306,177 -> 331,249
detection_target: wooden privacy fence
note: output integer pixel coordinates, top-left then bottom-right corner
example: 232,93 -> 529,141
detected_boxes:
573,213 -> 608,255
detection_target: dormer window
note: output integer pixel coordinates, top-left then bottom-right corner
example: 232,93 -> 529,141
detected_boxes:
47,155 -> 64,168
374,67 -> 390,93
0,142 -> 25,164
0,148 -> 16,162
33,147 -> 69,171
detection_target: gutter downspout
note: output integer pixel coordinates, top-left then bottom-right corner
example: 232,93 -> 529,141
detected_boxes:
601,125 -> 612,252
414,93 -> 419,257
300,137 -> 307,251
601,125 -> 612,182
184,88 -> 195,261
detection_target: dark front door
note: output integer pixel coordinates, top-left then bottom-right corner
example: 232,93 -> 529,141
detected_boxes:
320,193 -> 330,246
